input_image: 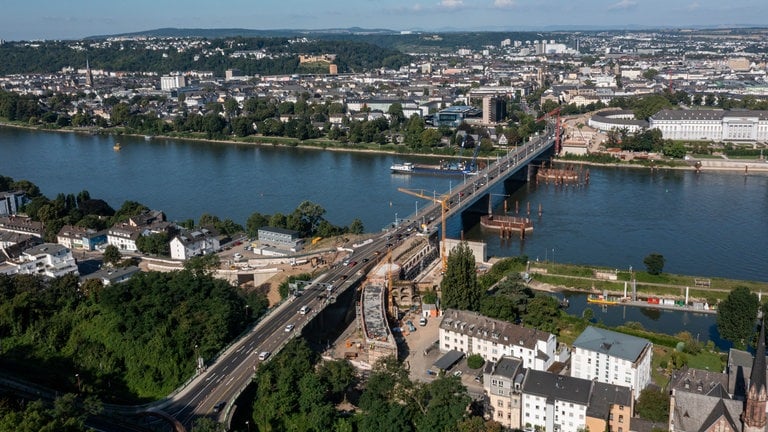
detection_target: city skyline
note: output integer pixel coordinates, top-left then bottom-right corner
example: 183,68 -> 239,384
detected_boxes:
2,0 -> 767,41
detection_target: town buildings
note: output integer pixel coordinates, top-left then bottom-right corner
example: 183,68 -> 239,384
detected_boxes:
483,356 -> 633,432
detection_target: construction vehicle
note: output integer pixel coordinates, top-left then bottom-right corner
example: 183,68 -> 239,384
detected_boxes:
536,106 -> 562,154
397,187 -> 449,272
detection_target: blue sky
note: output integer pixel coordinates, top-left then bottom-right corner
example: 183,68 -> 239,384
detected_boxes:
1,0 -> 766,41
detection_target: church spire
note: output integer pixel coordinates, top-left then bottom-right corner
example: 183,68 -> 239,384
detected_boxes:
744,318 -> 767,432
85,55 -> 93,87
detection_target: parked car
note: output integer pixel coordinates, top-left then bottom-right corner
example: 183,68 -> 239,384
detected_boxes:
453,370 -> 463,377
419,317 -> 427,326
406,320 -> 416,332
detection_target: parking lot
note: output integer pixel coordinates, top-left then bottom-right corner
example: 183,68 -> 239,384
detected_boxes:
400,312 -> 484,394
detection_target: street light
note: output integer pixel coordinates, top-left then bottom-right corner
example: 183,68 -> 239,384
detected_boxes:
75,373 -> 81,392
394,212 -> 398,227
449,180 -> 452,195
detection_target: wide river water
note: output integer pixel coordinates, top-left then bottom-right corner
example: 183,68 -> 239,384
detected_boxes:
2,127 -> 765,282
3,126 -> 767,347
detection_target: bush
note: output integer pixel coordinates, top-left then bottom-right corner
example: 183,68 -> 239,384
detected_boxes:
467,354 -> 485,370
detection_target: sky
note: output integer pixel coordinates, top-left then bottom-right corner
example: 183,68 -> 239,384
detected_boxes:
1,0 -> 767,41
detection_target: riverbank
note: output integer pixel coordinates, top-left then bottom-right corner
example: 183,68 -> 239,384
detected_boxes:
5,121 -> 768,173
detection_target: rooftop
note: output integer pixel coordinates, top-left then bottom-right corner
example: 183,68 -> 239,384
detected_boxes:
572,326 -> 651,363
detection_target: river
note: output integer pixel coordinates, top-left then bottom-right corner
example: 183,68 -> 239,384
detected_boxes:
2,127 -> 767,344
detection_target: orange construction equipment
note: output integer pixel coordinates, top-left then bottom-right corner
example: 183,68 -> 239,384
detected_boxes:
536,106 -> 562,154
397,187 -> 449,272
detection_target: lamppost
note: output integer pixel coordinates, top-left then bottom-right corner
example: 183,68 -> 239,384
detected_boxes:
552,248 -> 555,265
394,212 -> 398,227
75,373 -> 81,392
449,180 -> 452,195
245,421 -> 250,431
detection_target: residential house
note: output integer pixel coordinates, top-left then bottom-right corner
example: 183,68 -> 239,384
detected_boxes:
571,326 -> 653,399
484,357 -> 525,429
169,227 -> 221,260
0,216 -> 44,238
82,265 -> 140,286
521,370 -> 592,432
0,243 -> 78,278
439,309 -> 557,370
57,225 -> 107,251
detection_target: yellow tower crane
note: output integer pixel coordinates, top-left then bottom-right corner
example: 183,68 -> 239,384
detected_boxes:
397,187 -> 449,272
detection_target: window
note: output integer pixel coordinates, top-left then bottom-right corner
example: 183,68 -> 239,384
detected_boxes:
498,400 -> 504,407
619,415 -> 624,423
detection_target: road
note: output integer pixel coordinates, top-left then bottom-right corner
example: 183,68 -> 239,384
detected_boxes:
158,228 -> 401,429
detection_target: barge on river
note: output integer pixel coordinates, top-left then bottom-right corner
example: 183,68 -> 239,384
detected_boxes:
480,214 -> 534,239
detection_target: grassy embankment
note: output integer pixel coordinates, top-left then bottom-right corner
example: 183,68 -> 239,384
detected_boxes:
537,261 -> 764,387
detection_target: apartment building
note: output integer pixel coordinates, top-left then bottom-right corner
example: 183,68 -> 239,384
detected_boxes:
0,243 -> 78,278
571,326 -> 653,399
439,309 -> 556,370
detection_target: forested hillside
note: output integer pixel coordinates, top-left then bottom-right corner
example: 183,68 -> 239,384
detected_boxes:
0,37 -> 411,76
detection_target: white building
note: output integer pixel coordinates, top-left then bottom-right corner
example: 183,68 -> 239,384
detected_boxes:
0,243 -> 79,278
439,309 -> 557,370
160,74 -> 186,91
521,371 -> 592,432
169,228 -> 221,260
649,109 -> 768,142
571,326 -> 653,399
107,224 -> 141,252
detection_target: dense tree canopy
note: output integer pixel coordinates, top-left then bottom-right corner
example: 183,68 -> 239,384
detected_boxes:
0,268 -> 259,402
717,286 -> 759,349
441,242 -> 481,311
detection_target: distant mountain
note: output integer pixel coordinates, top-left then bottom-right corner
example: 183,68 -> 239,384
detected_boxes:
86,27 -> 400,40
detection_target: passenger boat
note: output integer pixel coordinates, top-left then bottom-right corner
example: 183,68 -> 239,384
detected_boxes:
113,142 -> 122,151
390,162 -> 414,173
390,160 -> 473,176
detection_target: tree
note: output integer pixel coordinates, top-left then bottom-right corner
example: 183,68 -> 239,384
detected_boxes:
466,354 -> 484,370
103,244 -> 122,266
635,388 -> 669,422
717,286 -> 759,349
348,218 -> 364,235
643,253 -> 665,275
441,242 -> 481,311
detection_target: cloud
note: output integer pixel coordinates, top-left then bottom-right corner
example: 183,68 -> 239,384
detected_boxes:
687,1 -> 700,11
607,0 -> 637,10
493,0 -> 516,8
438,0 -> 465,9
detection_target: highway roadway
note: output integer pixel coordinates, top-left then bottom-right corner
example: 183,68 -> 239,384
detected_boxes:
158,229 -> 400,429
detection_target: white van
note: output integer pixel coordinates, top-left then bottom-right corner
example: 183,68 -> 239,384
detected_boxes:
299,305 -> 309,315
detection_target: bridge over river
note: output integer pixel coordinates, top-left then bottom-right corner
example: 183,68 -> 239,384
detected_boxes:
95,131 -> 558,431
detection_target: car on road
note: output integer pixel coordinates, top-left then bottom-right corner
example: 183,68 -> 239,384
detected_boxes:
213,401 -> 226,413
284,324 -> 295,332
299,305 -> 309,315
258,351 -> 271,361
